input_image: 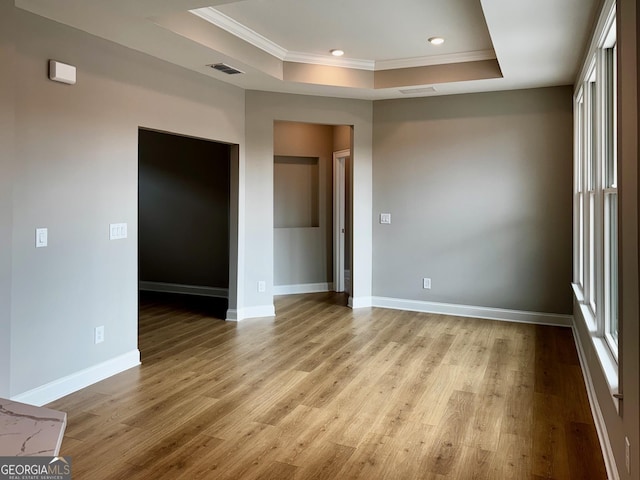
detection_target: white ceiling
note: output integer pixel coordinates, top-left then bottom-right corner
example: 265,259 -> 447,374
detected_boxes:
211,0 -> 494,62
15,0 -> 601,100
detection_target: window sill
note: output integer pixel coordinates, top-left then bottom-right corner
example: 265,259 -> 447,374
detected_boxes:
572,283 -> 620,413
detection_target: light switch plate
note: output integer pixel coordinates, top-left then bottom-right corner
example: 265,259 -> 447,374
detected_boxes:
35,228 -> 48,248
380,213 -> 391,224
109,223 -> 127,240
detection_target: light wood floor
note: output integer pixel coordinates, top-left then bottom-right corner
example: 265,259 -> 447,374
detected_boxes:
48,292 -> 607,479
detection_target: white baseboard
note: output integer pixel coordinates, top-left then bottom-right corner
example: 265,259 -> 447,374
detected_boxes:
273,283 -> 333,295
11,350 -> 141,407
226,304 -> 276,322
571,325 -> 619,480
371,296 -> 573,327
139,281 -> 228,299
348,296 -> 373,309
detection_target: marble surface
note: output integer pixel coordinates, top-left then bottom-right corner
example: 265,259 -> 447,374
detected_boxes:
0,399 -> 67,456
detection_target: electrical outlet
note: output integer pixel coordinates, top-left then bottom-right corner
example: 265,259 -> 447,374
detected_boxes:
423,278 -> 431,289
626,437 -> 630,474
380,213 -> 391,224
257,281 -> 266,293
94,326 -> 105,344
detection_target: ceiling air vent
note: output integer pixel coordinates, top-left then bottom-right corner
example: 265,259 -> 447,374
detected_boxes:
398,86 -> 437,95
209,63 -> 244,75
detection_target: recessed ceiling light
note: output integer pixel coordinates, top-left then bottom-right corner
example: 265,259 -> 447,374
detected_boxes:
428,37 -> 445,45
330,49 -> 345,57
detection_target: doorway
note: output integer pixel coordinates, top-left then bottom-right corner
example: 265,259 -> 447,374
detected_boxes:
272,122 -> 352,296
333,149 -> 350,293
137,128 -> 238,325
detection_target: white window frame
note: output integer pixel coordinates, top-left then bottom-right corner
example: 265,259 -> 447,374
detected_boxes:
588,72 -> 599,316
572,0 -> 619,405
573,89 -> 585,292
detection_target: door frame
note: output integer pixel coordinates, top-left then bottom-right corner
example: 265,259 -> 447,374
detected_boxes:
333,149 -> 349,293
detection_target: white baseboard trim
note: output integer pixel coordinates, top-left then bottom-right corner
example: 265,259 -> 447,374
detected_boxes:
139,281 -> 228,299
11,350 -> 141,407
273,283 -> 333,295
370,296 -> 573,327
571,325 -> 619,480
226,305 -> 276,322
348,296 -> 373,309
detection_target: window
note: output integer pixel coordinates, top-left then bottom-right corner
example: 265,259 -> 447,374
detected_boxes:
603,44 -> 618,352
586,74 -> 597,315
573,6 -> 618,361
574,91 -> 585,290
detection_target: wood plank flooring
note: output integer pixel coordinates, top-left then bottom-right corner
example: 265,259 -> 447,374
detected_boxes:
48,292 -> 607,479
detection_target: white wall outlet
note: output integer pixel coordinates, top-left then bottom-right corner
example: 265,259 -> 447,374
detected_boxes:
35,228 -> 48,248
257,281 -> 266,293
423,278 -> 431,289
94,326 -> 105,344
109,223 -> 128,240
626,436 -> 630,473
380,213 -> 391,224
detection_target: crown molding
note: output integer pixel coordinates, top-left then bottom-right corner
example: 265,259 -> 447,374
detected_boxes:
375,49 -> 496,71
190,8 -> 495,73
285,51 -> 375,71
190,7 -> 288,60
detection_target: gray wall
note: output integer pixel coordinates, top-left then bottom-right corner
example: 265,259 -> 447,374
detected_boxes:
0,0 -> 15,398
373,87 -> 574,314
622,0 -> 640,472
273,122 -> 333,287
138,129 -> 230,289
7,8 -> 244,397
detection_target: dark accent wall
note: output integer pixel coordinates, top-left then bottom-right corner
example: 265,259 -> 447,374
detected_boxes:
138,129 -> 230,289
